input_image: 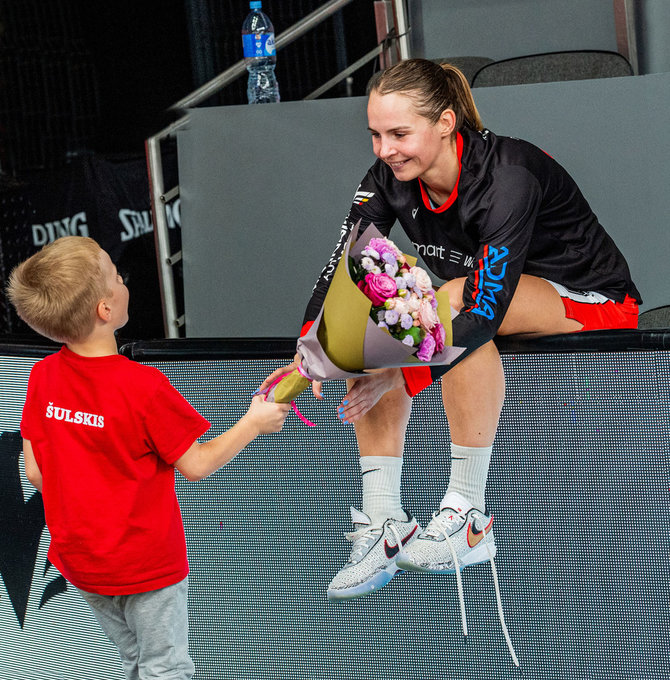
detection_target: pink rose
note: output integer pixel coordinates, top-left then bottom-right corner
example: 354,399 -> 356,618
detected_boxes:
360,272 -> 397,306
417,334 -> 436,361
431,323 -> 446,353
417,298 -> 439,331
410,266 -> 434,294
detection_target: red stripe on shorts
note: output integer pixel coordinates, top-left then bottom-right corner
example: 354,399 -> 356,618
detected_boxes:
561,294 -> 639,332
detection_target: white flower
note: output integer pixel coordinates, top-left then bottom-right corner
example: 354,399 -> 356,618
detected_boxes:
393,298 -> 410,315
407,294 -> 421,312
418,298 -> 439,331
410,266 -> 434,294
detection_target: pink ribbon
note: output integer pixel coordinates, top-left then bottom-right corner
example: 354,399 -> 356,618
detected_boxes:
263,368 -> 315,427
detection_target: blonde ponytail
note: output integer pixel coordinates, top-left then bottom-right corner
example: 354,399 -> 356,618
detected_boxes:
439,63 -> 483,131
368,58 -> 484,132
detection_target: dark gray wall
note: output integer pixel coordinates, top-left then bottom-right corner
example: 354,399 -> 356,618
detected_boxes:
409,0 -> 618,62
177,72 -> 670,338
637,0 -> 670,74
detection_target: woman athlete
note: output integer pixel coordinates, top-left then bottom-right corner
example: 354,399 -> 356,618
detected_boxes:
260,58 -> 640,602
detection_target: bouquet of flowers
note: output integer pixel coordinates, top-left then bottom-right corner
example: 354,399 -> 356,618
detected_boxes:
264,223 -> 465,406
351,236 -> 446,362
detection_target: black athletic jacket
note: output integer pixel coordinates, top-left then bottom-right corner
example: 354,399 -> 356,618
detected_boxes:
302,128 -> 640,392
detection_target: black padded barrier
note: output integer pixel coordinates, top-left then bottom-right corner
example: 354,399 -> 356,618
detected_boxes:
1,333 -> 668,679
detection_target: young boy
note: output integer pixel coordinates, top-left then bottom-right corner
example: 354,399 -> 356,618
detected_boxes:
7,236 -> 290,680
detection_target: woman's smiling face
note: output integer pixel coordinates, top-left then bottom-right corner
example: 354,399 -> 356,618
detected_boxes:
367,90 -> 446,182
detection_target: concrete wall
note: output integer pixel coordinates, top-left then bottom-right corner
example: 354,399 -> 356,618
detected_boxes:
637,0 -> 670,74
408,0 -> 618,62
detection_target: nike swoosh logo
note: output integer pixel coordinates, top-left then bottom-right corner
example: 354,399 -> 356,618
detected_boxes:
384,525 -> 418,558
466,516 -> 494,548
412,207 -> 419,219
361,468 -> 382,477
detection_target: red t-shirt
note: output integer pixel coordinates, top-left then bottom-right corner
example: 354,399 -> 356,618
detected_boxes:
21,346 -> 210,595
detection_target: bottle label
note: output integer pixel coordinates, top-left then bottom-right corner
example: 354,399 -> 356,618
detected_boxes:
243,32 -> 276,58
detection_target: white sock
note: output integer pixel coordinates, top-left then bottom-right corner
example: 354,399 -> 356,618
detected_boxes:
359,456 -> 406,525
441,443 -> 492,512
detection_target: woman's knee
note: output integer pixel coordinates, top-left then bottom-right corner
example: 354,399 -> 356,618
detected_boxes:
438,278 -> 466,312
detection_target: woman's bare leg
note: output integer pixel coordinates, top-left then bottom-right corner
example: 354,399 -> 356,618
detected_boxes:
439,274 -> 582,509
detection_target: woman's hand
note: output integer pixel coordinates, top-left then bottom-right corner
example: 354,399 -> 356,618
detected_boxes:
255,353 -> 323,400
337,368 -> 405,424
255,354 -> 300,395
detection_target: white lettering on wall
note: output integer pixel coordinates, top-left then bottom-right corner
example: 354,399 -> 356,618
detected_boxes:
32,212 -> 89,246
119,199 -> 180,243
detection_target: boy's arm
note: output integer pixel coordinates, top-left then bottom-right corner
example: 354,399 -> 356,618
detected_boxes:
174,395 -> 290,482
22,439 -> 43,492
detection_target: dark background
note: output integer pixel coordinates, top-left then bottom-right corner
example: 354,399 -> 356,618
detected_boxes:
0,0 -> 378,171
0,0 -> 378,341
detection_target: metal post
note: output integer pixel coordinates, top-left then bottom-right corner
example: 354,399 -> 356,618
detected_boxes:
146,136 -> 181,338
146,0 -> 401,338
391,0 -> 411,61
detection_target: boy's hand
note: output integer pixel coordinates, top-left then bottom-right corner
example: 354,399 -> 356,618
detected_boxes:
256,353 -> 323,401
256,353 -> 300,395
246,395 -> 291,434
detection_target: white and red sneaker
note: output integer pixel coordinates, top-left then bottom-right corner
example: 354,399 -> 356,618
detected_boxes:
396,502 -> 495,574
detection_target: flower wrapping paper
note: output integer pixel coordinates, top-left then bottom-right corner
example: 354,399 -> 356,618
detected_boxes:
268,223 -> 466,404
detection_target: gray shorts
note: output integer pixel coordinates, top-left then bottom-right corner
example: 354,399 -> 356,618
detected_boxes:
78,576 -> 194,680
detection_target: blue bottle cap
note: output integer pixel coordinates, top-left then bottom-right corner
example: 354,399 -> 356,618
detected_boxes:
250,1 -> 262,8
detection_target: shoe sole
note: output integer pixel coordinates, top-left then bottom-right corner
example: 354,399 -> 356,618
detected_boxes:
327,563 -> 400,601
396,541 -> 496,574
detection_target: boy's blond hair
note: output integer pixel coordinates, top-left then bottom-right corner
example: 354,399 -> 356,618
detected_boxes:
7,236 -> 109,343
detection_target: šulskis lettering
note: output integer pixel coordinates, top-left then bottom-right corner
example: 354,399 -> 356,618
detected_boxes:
45,402 -> 104,429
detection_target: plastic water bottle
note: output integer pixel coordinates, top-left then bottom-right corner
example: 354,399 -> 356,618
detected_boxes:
242,1 -> 280,104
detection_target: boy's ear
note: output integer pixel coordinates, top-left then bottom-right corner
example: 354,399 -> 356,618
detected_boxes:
96,299 -> 112,322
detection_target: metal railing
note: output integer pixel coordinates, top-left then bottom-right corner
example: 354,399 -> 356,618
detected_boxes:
146,0 -> 410,337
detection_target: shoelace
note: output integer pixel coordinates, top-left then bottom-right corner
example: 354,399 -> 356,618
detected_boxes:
345,523 -> 403,563
435,515 -> 519,668
424,508 -> 467,538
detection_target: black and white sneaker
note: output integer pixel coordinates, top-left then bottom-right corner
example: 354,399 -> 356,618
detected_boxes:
327,507 -> 420,601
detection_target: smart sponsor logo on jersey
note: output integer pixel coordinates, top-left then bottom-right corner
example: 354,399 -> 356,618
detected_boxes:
315,218 -> 352,289
468,244 -> 509,320
412,242 -> 475,267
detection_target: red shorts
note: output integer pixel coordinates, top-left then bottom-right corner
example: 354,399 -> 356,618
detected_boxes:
549,283 -> 639,332
402,284 -> 639,397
